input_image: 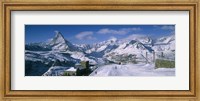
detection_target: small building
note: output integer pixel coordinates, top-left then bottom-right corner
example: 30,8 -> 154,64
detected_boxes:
63,67 -> 77,76
80,61 -> 89,69
76,61 -> 92,76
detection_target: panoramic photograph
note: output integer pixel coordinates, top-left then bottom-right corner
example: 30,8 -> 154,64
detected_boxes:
25,25 -> 175,76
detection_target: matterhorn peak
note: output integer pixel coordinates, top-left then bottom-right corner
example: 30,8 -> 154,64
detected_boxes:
46,30 -> 66,47
54,30 -> 66,42
54,30 -> 65,40
55,30 -> 60,34
45,31 -> 78,51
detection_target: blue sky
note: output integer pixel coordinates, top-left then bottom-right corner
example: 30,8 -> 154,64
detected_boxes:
25,25 -> 175,44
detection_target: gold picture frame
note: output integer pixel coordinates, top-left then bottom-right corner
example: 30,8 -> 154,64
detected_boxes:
0,0 -> 199,101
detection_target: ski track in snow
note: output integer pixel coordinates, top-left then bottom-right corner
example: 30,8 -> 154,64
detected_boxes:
90,63 -> 175,76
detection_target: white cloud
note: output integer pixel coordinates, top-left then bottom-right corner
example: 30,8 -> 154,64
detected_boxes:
75,31 -> 96,40
160,25 -> 175,35
97,27 -> 141,35
124,34 -> 146,40
97,28 -> 126,35
161,25 -> 175,30
121,27 -> 141,31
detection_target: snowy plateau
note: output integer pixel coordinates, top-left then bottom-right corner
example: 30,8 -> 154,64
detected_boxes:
25,31 -> 175,76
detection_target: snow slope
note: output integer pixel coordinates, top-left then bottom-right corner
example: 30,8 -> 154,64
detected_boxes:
90,63 -> 175,76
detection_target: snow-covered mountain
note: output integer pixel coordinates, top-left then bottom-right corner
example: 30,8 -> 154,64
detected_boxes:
86,37 -> 119,57
26,31 -> 85,52
156,34 -> 175,44
25,31 -> 175,76
152,35 -> 175,51
25,31 -> 93,76
103,39 -> 154,63
120,34 -> 153,45
46,31 -> 74,51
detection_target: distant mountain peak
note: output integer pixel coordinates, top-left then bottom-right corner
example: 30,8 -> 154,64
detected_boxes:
52,31 -> 66,44
45,31 -> 75,51
129,40 -> 138,44
156,34 -> 175,44
55,30 -> 63,37
108,37 -> 117,42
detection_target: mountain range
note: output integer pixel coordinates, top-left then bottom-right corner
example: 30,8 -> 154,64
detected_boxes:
25,31 -> 175,76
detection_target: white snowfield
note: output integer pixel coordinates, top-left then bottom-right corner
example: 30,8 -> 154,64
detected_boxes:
90,63 -> 175,76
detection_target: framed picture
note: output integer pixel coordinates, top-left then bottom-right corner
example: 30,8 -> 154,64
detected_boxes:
0,0 -> 199,100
